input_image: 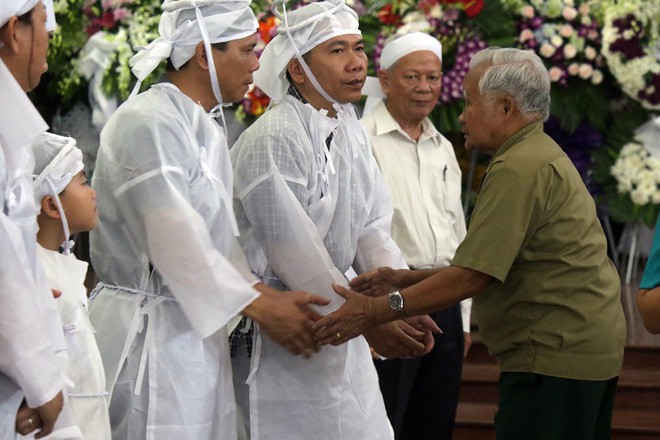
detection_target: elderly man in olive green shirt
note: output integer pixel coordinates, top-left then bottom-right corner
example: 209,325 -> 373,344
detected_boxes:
314,47 -> 626,440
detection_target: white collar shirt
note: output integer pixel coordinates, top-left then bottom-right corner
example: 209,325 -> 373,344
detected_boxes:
361,100 -> 471,330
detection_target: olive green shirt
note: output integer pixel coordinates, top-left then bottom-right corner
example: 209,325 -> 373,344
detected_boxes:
452,121 -> 626,380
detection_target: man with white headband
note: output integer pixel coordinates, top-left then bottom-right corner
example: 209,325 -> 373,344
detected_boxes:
88,0 -> 328,438
230,1 -> 438,439
360,32 -> 470,440
30,132 -> 111,440
0,1 -> 65,438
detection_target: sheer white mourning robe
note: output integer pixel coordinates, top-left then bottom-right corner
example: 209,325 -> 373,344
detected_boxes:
231,95 -> 406,440
89,82 -> 259,440
32,246 -> 111,440
0,59 -> 64,440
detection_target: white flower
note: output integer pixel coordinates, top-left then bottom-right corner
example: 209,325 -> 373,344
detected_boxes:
562,6 -> 578,21
398,11 -> 432,34
591,69 -> 604,85
428,4 -> 443,19
612,141 -> 660,206
550,35 -> 564,48
540,42 -> 557,58
578,3 -> 590,15
549,66 -> 563,82
564,44 -> 578,59
567,63 -> 579,75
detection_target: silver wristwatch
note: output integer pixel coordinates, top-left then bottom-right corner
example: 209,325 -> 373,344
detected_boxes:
388,291 -> 404,313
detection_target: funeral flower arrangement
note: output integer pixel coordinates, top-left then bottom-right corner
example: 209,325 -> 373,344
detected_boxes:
599,0 -> 660,110
45,0 -> 162,111
515,0 -> 605,87
608,139 -> 660,226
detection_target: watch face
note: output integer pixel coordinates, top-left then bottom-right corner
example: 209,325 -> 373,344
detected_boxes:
389,292 -> 403,311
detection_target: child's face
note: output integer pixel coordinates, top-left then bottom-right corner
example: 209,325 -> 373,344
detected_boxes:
60,170 -> 97,234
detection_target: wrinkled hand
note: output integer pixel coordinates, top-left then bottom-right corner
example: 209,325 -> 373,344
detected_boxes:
400,316 -> 441,357
15,401 -> 40,436
313,283 -> 374,345
349,266 -> 402,297
403,315 -> 442,334
365,321 -> 428,359
34,391 -> 63,439
258,291 -> 329,359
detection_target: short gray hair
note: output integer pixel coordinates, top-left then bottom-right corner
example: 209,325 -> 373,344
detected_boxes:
469,47 -> 550,122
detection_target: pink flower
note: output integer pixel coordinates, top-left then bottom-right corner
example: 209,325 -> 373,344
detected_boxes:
567,63 -> 579,76
549,66 -> 563,82
113,7 -> 131,21
519,29 -> 535,43
521,5 -> 535,18
563,44 -> 577,59
584,46 -> 597,60
578,63 -> 593,79
559,24 -> 574,38
562,6 -> 578,21
540,42 -> 557,58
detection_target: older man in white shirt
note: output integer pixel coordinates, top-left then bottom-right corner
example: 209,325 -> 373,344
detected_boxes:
360,32 -> 471,440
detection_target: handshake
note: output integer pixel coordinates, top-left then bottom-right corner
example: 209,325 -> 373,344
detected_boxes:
250,267 -> 441,360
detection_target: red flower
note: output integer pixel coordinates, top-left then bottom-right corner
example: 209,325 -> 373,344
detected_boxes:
85,10 -> 118,36
258,16 -> 277,45
441,0 -> 484,17
377,4 -> 401,26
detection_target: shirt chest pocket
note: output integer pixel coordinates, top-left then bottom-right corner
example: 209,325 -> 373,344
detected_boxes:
188,146 -> 223,227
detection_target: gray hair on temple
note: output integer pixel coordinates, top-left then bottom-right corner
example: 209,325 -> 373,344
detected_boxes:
469,47 -> 551,122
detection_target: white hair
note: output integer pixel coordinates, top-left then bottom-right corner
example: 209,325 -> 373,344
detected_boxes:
469,47 -> 551,122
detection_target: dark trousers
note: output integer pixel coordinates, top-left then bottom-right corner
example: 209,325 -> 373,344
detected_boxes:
496,372 -> 619,440
375,304 -> 464,440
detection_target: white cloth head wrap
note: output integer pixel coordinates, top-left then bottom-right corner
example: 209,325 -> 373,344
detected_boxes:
362,32 -> 443,114
43,0 -> 56,32
253,0 -> 361,103
0,0 -> 39,28
129,0 -> 258,121
32,132 -> 84,254
0,59 -> 47,174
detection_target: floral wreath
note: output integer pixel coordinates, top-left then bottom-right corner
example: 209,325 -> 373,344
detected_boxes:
515,0 -> 605,87
600,0 -> 660,110
609,138 -> 660,226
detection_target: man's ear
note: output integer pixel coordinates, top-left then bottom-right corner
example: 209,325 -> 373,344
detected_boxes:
194,41 -> 209,70
0,17 -> 22,54
500,94 -> 517,119
287,58 -> 305,85
377,69 -> 390,95
40,196 -> 61,220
